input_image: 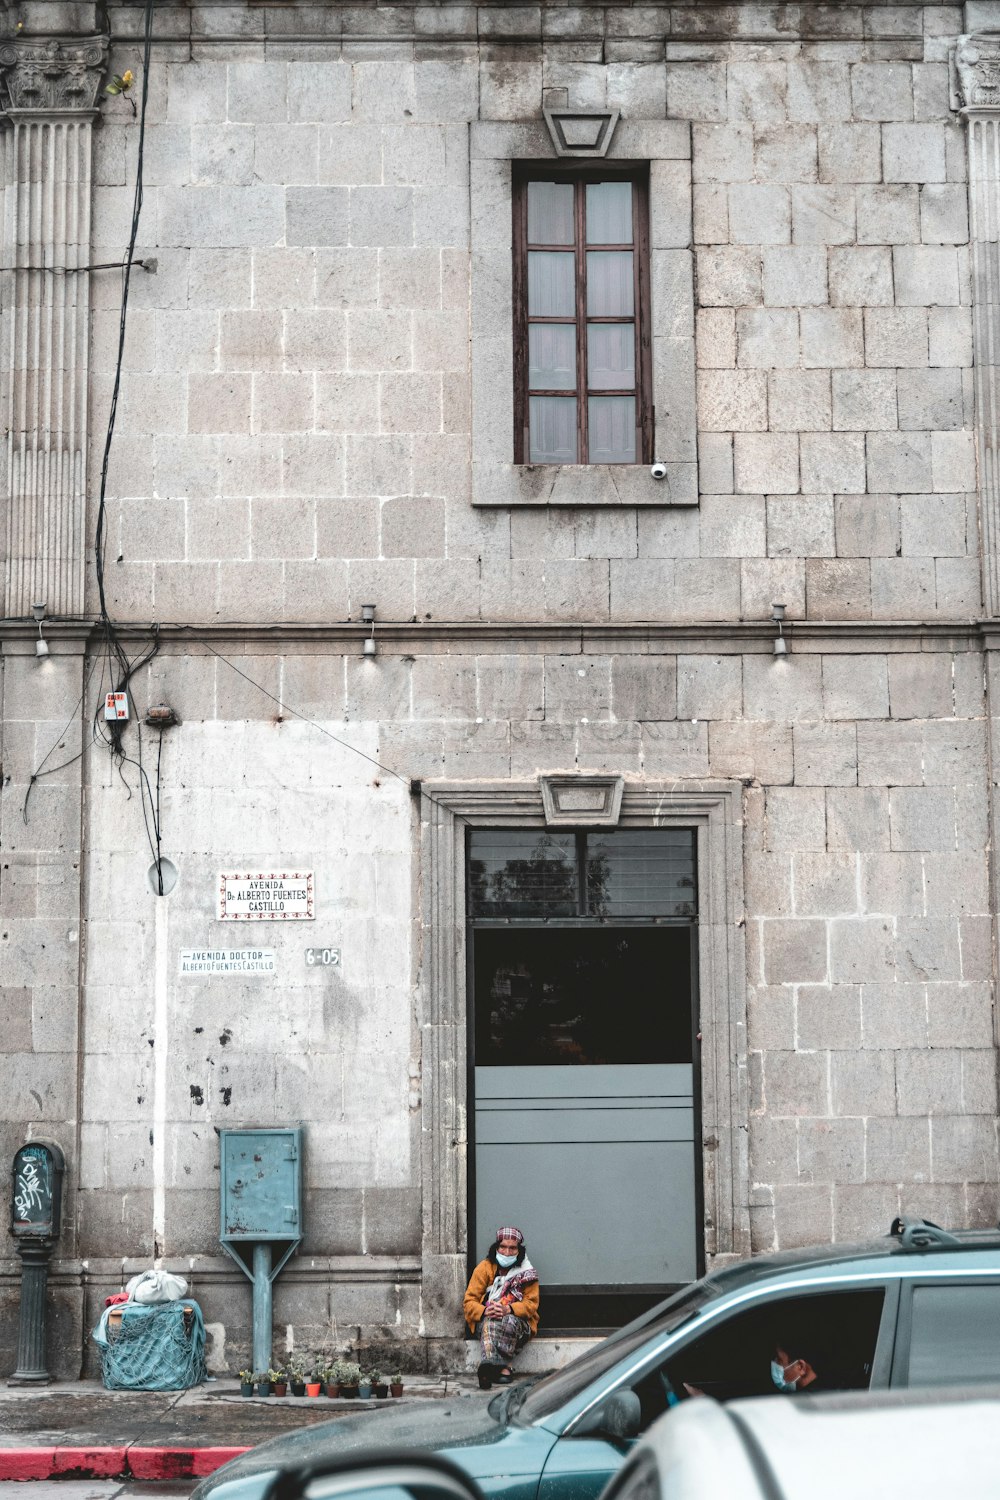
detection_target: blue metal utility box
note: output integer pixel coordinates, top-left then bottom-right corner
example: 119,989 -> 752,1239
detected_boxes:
219,1128 -> 302,1242
218,1128 -> 304,1375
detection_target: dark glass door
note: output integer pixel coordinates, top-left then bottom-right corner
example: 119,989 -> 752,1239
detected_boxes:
468,829 -> 700,1330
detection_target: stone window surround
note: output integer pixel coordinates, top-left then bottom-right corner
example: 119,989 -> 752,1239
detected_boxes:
417,778 -> 750,1332
470,120 -> 697,508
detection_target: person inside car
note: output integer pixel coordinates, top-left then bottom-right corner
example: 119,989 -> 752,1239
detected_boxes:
769,1344 -> 819,1392
463,1224 -> 540,1390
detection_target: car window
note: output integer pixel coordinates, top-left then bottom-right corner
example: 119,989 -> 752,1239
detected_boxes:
613,1288 -> 886,1429
516,1282 -> 716,1424
904,1283 -> 1000,1386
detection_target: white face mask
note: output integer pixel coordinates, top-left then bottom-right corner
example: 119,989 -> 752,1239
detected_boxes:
495,1251 -> 518,1268
770,1359 -> 796,1392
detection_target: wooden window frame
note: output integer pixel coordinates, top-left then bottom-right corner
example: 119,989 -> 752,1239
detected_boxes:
512,165 -> 653,467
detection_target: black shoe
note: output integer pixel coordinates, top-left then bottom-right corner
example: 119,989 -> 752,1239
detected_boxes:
477,1363 -> 498,1390
495,1368 -> 514,1384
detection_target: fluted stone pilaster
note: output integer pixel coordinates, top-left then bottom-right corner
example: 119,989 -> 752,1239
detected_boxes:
958,36 -> 1000,616
0,36 -> 107,618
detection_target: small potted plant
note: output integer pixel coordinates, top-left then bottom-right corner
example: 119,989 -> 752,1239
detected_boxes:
306,1365 -> 323,1397
324,1361 -> 340,1399
390,1372 -> 404,1398
339,1360 -> 361,1398
270,1368 -> 287,1397
357,1368 -> 373,1400
254,1370 -> 271,1397
370,1367 -> 388,1399
239,1368 -> 254,1397
289,1354 -> 307,1397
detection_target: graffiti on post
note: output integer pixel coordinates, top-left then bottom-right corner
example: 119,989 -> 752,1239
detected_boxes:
12,1144 -> 58,1234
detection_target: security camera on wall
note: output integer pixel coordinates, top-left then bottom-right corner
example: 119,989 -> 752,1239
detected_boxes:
650,462 -> 667,480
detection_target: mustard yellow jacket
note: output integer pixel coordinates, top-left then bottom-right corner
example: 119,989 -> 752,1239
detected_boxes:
464,1258 -> 540,1335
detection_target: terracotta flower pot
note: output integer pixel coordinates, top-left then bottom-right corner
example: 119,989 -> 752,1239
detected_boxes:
326,1382 -> 340,1398
273,1382 -> 287,1397
390,1383 -> 403,1398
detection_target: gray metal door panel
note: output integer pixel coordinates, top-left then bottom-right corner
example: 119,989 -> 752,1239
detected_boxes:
476,1064 -> 693,1098
477,1107 -> 693,1144
474,1063 -> 697,1286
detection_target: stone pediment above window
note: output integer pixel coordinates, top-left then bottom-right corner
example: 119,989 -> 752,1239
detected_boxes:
543,106 -> 620,157
470,119 -> 696,508
540,774 -> 625,827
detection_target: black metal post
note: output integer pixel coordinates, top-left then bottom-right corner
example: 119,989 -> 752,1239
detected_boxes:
9,1237 -> 53,1385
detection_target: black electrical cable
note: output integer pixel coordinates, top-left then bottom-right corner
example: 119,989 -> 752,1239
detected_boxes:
92,0 -> 160,766
0,259 -> 155,274
22,656 -> 100,824
178,628 -> 412,788
175,626 -> 475,831
152,727 -> 165,893
82,0 -> 171,878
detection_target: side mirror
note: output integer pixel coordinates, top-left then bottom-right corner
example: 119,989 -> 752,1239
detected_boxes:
573,1389 -> 642,1443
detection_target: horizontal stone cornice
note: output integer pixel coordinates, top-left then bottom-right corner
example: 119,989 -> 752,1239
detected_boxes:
97,0 -> 925,49
0,617 -> 989,655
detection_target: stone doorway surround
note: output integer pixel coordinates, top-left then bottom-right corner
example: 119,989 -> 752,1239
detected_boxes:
416,776 -> 750,1339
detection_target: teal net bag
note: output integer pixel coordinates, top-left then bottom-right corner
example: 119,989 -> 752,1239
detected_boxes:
93,1299 -> 207,1390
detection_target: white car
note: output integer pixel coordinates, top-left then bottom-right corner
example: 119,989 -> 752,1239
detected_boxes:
600,1387 -> 1000,1500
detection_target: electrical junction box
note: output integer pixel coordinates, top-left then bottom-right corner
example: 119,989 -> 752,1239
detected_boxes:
105,692 -> 129,721
219,1128 -> 302,1241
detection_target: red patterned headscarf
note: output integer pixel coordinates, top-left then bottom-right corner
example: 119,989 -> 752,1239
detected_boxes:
495,1226 -> 524,1244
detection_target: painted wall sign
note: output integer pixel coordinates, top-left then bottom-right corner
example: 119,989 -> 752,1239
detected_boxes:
217,871 -> 314,921
179,949 -> 276,975
305,946 -> 340,967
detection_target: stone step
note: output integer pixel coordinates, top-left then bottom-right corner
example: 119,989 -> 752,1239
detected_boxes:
462,1335 -> 602,1375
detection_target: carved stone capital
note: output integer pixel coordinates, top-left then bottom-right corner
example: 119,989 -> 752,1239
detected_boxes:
955,33 -> 1000,112
0,35 -> 108,115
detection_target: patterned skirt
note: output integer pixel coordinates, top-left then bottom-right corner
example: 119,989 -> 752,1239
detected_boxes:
478,1311 -> 532,1366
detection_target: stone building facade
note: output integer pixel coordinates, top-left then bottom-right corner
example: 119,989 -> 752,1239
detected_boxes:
2,0 -> 1000,1376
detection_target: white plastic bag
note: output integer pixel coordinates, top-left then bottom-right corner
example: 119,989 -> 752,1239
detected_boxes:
126,1268 -> 188,1305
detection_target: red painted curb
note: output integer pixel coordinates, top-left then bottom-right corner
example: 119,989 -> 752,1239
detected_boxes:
0,1452 -> 59,1481
54,1448 -> 129,1479
0,1446 -> 248,1481
129,1447 -> 250,1480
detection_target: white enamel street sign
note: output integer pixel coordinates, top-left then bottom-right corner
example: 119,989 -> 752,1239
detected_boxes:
218,871 -> 315,921
179,949 -> 276,975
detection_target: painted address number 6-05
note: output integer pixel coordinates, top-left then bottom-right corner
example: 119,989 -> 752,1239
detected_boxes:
305,947 -> 341,967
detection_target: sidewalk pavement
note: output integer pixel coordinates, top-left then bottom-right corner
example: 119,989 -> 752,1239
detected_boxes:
0,1377 -> 482,1481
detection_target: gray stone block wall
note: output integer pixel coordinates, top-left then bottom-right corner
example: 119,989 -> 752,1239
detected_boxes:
63,640 -> 998,1300
4,0 -> 1000,1372
88,3 -> 980,625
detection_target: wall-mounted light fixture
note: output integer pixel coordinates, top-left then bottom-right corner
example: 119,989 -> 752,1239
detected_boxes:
32,602 -> 50,658
144,703 -> 179,728
771,602 -> 788,657
361,603 -> 377,658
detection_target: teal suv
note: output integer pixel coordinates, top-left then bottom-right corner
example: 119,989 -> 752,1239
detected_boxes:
194,1221 -> 1000,1500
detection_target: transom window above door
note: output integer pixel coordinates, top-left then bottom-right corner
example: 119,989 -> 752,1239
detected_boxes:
467,828 -> 696,920
513,168 -> 653,466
